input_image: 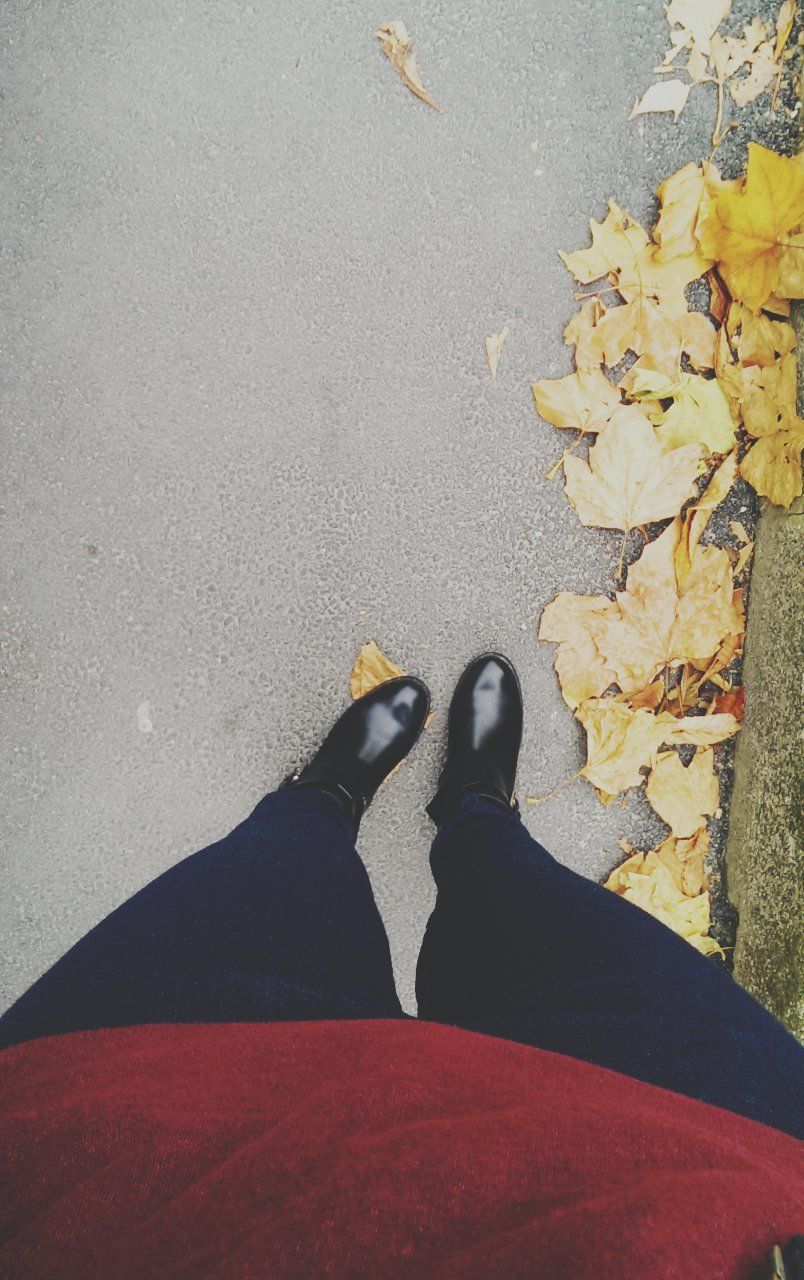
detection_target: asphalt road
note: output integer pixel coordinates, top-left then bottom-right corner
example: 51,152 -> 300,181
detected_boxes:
1,0 -> 795,1011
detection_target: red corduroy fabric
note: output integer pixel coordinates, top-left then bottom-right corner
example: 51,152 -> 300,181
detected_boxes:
1,1020 -> 801,1279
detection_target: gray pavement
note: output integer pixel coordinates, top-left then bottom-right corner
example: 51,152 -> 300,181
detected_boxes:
1,0 -> 795,1013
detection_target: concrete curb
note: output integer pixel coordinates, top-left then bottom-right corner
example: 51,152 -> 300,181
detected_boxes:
725,302 -> 804,1040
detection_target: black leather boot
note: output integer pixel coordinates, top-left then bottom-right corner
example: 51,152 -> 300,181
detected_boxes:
427,653 -> 523,824
289,676 -> 430,833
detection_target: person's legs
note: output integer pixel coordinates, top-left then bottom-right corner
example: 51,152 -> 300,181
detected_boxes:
0,674 -> 431,1050
416,796 -> 804,1138
0,785 -> 403,1050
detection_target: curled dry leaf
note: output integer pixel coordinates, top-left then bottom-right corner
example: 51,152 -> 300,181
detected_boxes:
707,269 -> 731,323
775,0 -> 797,58
729,518 -> 751,544
646,747 -> 720,836
376,21 -> 439,110
676,449 -> 739,578
712,685 -> 746,719
562,406 -> 701,532
733,541 -> 754,576
349,640 -> 404,699
484,326 -> 510,382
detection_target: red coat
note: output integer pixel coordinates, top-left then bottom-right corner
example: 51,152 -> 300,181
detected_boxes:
2,1019 -> 801,1278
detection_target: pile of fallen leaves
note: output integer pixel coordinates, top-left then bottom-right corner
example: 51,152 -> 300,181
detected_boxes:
370,9 -> 801,956
532,142 -> 804,953
631,0 -> 797,140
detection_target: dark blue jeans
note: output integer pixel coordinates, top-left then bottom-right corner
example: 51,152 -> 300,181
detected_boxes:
1,788 -> 801,1138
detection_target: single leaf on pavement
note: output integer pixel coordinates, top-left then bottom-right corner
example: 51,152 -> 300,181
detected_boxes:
376,21 -> 439,110
563,406 -> 701,531
646,747 -> 719,836
630,79 -> 692,121
484,326 -> 510,382
696,143 -> 804,311
350,640 -> 404,699
531,368 -> 622,433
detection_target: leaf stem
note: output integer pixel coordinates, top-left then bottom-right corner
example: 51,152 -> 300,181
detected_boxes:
525,769 -> 583,805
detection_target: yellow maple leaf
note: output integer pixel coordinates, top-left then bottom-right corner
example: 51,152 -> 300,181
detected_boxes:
559,201 -> 650,284
654,162 -> 714,267
349,640 -> 404,699
540,511 -> 743,702
577,698 -> 738,800
595,519 -> 743,692
725,302 -> 796,366
562,406 -> 701,532
777,231 -> 804,298
696,143 -> 804,311
563,298 -> 605,370
560,198 -> 705,319
738,352 -> 804,507
376,21 -> 439,110
585,297 -> 715,377
531,368 -> 622,433
629,368 -> 736,454
742,430 -> 804,507
538,593 -> 619,708
604,838 -> 722,955
645,747 -> 719,837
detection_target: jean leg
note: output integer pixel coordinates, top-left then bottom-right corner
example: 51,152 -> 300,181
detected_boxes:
0,786 -> 402,1050
415,796 -> 804,1137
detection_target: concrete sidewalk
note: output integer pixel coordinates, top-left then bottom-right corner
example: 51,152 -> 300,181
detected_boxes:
1,0 -> 797,1013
